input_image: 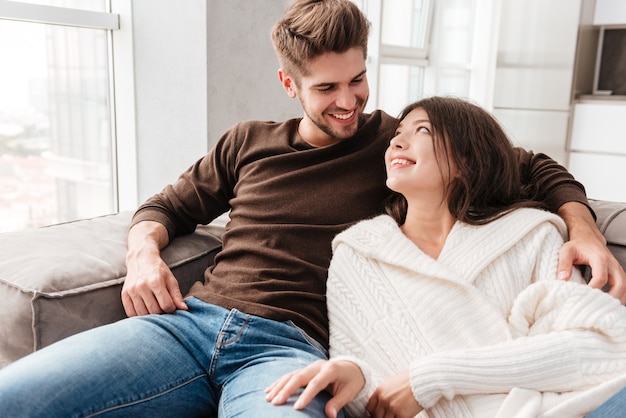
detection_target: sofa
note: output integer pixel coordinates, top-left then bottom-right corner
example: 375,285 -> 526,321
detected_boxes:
1,200 -> 625,368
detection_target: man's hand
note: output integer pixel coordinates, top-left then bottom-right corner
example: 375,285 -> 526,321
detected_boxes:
265,359 -> 365,418
122,221 -> 188,316
558,202 -> 626,304
366,371 -> 423,418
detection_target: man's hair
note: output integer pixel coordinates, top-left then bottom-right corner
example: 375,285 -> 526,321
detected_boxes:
385,96 -> 544,225
271,0 -> 370,82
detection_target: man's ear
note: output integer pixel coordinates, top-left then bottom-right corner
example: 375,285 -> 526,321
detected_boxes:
278,69 -> 297,98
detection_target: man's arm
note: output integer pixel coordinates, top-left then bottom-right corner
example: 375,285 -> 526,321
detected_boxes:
518,150 -> 626,303
557,202 -> 626,303
122,220 -> 188,316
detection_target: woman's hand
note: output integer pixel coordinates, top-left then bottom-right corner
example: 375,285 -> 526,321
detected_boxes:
367,371 -> 423,418
265,359 -> 365,418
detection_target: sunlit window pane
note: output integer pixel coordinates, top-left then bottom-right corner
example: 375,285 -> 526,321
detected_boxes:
437,0 -> 473,64
0,19 -> 113,232
436,68 -> 470,97
378,64 -> 424,116
381,0 -> 429,49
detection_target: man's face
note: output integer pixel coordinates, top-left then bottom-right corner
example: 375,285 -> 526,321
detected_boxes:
279,47 -> 369,147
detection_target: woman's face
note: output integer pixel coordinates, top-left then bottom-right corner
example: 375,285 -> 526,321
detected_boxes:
385,107 -> 457,200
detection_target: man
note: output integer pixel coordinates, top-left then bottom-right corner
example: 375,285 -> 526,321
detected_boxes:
0,1 -> 623,416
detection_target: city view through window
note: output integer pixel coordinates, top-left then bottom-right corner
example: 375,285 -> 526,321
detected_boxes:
0,18 -> 114,233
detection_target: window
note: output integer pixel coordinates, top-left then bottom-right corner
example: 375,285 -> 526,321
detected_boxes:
360,0 -> 479,114
427,0 -> 474,97
0,0 -> 118,232
362,0 -> 433,116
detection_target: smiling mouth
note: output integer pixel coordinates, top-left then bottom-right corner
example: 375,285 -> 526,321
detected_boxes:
390,158 -> 414,167
330,110 -> 355,121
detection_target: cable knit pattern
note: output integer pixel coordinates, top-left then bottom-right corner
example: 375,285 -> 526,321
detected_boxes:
326,209 -> 626,418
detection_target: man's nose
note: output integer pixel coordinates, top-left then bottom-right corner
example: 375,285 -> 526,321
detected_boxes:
335,87 -> 357,110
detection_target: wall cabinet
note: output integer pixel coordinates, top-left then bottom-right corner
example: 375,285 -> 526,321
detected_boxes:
565,0 -> 626,202
567,101 -> 626,201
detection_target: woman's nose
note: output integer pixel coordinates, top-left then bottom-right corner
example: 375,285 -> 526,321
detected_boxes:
390,135 -> 406,149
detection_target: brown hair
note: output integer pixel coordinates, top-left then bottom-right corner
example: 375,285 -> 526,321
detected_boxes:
385,96 -> 543,225
271,0 -> 370,82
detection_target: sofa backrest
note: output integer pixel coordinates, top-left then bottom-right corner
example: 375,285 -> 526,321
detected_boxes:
589,199 -> 626,274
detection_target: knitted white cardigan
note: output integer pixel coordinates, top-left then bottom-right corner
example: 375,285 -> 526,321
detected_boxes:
327,209 -> 626,418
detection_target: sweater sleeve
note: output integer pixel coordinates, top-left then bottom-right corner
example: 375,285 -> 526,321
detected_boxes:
515,148 -> 591,216
130,125 -> 238,239
409,280 -> 626,409
326,244 -> 382,418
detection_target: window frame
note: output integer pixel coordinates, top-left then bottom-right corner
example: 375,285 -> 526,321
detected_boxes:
361,0 -> 435,113
0,0 -> 139,218
0,0 -> 118,28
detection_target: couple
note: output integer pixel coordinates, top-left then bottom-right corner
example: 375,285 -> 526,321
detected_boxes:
0,0 -> 625,417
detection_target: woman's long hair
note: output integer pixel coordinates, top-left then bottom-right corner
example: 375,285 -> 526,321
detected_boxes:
385,96 -> 543,225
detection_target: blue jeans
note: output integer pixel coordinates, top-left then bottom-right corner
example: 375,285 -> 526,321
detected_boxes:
586,386 -> 626,418
0,298 -> 339,418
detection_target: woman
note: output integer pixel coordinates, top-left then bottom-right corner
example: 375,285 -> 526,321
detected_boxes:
266,97 -> 626,418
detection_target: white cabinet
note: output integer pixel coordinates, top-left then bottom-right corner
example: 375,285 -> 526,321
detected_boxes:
492,0 -> 581,163
570,102 -> 626,153
594,0 -> 626,24
493,108 -> 569,164
567,101 -> 626,201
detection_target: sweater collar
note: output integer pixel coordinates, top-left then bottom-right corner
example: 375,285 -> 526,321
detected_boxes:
333,209 -> 566,286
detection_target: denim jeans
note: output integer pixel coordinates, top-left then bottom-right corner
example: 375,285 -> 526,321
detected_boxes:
0,298 -> 339,418
586,386 -> 626,418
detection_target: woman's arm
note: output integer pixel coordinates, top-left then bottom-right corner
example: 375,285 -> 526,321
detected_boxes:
408,281 -> 626,409
265,244 -> 379,417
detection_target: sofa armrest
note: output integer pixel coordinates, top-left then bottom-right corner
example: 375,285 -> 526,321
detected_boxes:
0,211 -> 224,368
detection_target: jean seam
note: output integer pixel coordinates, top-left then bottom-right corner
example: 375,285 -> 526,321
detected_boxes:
284,320 -> 328,358
81,373 -> 208,418
216,310 -> 250,348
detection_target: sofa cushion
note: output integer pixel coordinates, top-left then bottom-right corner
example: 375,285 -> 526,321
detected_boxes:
0,212 -> 223,367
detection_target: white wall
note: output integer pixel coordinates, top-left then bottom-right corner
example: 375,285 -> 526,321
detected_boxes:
130,0 -> 208,203
206,0 -> 300,149
116,0 -> 299,206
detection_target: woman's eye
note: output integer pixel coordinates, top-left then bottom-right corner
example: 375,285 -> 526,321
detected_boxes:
417,126 -> 431,134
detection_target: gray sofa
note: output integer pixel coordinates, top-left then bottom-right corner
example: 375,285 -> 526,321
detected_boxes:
1,200 -> 625,368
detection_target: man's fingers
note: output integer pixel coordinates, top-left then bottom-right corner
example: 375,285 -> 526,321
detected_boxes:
605,265 -> 626,304
166,279 -> 188,311
557,244 -> 575,281
121,292 -> 138,317
586,265 -> 609,290
607,281 -> 626,304
153,275 -> 185,313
